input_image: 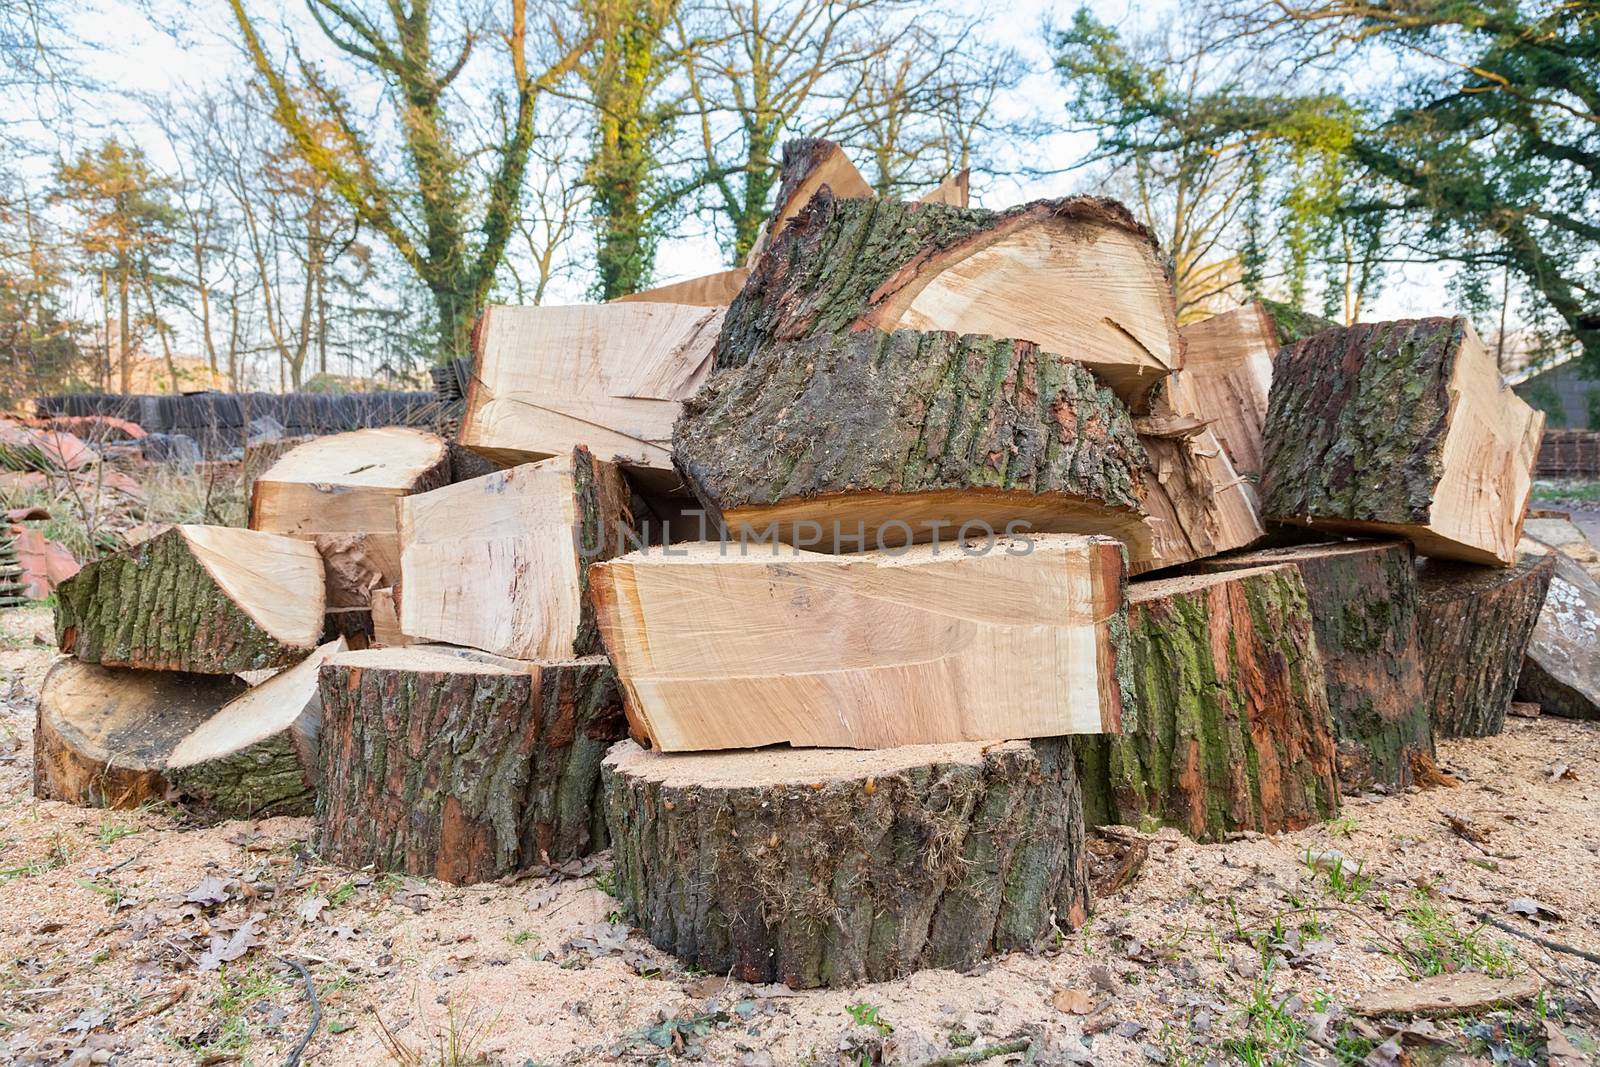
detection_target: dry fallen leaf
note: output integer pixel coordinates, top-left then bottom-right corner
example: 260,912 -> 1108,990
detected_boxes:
184,876 -> 232,907
1546,762 -> 1577,782
1443,812 -> 1490,844
1051,987 -> 1095,1015
296,895 -> 329,924
1545,1020 -> 1588,1067
197,913 -> 263,971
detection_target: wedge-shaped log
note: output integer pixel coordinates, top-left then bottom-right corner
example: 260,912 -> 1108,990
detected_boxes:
1416,551 -> 1556,737
1518,549 -> 1600,721
249,427 -> 449,609
316,647 -> 629,884
35,639 -> 343,815
1075,565 -> 1339,840
459,302 -> 722,484
1176,303 -> 1279,482
717,190 -> 1180,404
1196,541 -> 1433,793
55,525 -> 325,673
1262,317 -> 1544,566
613,268 -> 751,307
603,737 -> 1090,988
398,449 -> 632,659
590,534 -> 1129,752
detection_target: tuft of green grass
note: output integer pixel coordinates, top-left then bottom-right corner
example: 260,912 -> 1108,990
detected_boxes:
1223,965 -> 1308,1066
199,965 -> 291,1057
1392,894 -> 1518,978
592,868 -> 618,897
1304,851 -> 1372,903
374,1000 -> 499,1067
845,1002 -> 892,1036
95,818 -> 139,849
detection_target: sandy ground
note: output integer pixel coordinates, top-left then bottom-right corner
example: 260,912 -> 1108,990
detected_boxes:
2,604 -> 1599,1066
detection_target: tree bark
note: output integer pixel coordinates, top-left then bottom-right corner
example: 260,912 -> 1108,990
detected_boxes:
1195,541 -> 1434,793
315,649 -> 629,884
1517,551 -> 1600,721
1075,564 -> 1340,841
602,737 -> 1090,988
1415,551 -> 1556,738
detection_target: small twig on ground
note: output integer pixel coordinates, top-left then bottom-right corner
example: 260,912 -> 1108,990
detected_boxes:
915,1035 -> 1035,1066
1474,912 -> 1600,966
279,956 -> 321,1067
117,981 -> 190,1029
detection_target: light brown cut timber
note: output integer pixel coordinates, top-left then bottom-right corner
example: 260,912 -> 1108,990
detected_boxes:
612,268 -> 750,307
589,535 -> 1130,752
399,449 -> 632,660
250,427 -> 450,608
368,586 -> 412,647
54,525 -> 325,673
459,302 -> 723,483
917,168 -> 970,206
757,137 -> 874,255
1176,302 -> 1278,483
1263,317 -> 1544,566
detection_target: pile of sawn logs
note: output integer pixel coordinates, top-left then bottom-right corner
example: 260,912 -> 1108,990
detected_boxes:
36,138 -> 1595,991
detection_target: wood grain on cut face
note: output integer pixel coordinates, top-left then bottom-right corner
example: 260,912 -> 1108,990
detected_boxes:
612,268 -> 751,307
1177,303 -> 1278,481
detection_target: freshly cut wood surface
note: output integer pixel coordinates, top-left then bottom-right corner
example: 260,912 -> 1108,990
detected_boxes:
1076,564 -> 1339,840
612,268 -> 750,307
1196,541 -> 1433,792
1518,549 -> 1600,720
249,428 -> 449,608
316,647 -> 628,883
759,137 -> 874,253
603,736 -> 1090,987
55,525 -> 325,673
1262,317 -> 1544,565
590,535 -> 1129,752
399,449 -> 631,660
916,168 -> 970,206
459,302 -> 723,478
1176,303 -> 1278,482
368,586 -> 412,647
717,191 -> 1180,404
1415,550 -> 1555,738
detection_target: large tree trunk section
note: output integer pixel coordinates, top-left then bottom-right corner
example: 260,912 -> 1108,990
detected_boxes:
602,737 -> 1090,989
315,648 -> 628,884
249,427 -> 449,609
458,303 -> 722,487
717,189 -> 1179,405
1176,303 -> 1277,483
1415,551 -> 1556,738
675,328 -> 1158,564
1517,550 -> 1600,720
398,449 -> 632,660
590,535 -> 1129,752
1262,317 -> 1543,566
613,269 -> 751,308
54,525 -> 325,673
1075,565 -> 1339,841
1194,541 -> 1433,793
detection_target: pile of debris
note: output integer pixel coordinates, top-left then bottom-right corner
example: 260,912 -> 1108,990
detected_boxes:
32,138 -> 1598,992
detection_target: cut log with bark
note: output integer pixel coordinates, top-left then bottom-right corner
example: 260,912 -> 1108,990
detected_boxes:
1262,317 -> 1544,566
602,736 -> 1090,988
1176,303 -> 1277,483
717,189 -> 1180,405
1194,541 -> 1433,793
398,448 -> 632,660
1516,547 -> 1600,721
459,302 -> 722,487
754,137 -> 874,257
1135,392 -> 1267,570
613,269 -> 751,307
35,639 -> 343,814
1415,550 -> 1556,738
590,535 -> 1129,752
55,525 -> 325,673
315,647 -> 628,884
1075,565 -> 1339,840
1258,299 -> 1339,347
249,427 -> 449,609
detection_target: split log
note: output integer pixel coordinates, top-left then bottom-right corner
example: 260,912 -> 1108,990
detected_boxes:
398,448 -> 632,659
590,535 -> 1129,752
1414,551 -> 1556,738
55,525 -> 325,673
1176,303 -> 1278,482
613,269 -> 751,307
249,427 -> 449,608
917,168 -> 970,207
315,647 -> 628,884
752,137 -> 874,258
1135,397 -> 1266,571
717,189 -> 1180,404
1194,541 -> 1433,792
602,737 -> 1090,988
368,587 -> 412,647
1075,565 -> 1339,840
1517,549 -> 1600,721
1262,317 -> 1544,566
459,302 -> 722,486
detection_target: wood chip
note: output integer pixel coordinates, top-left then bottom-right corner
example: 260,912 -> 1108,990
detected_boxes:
1351,972 -> 1542,1016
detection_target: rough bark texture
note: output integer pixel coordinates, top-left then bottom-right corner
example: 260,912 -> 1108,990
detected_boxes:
602,738 -> 1090,989
54,528 -> 313,673
315,656 -> 628,884
166,732 -> 316,818
1415,552 -> 1557,738
1195,542 -> 1434,793
1259,299 -> 1339,347
1517,552 -> 1600,720
1075,565 -> 1339,841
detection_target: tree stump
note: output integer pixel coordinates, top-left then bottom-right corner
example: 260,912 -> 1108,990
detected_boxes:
602,737 -> 1090,988
1518,551 -> 1600,720
1075,565 -> 1340,840
315,647 -> 629,884
1416,551 -> 1557,737
1195,541 -> 1434,792
54,525 -> 325,673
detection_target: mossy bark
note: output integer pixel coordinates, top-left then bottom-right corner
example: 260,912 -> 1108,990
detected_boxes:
1075,565 -> 1339,841
601,738 -> 1090,989
167,732 -> 316,818
54,528 -> 310,673
1415,552 -> 1556,738
1196,542 -> 1434,793
1258,299 -> 1339,347
315,657 -> 628,884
